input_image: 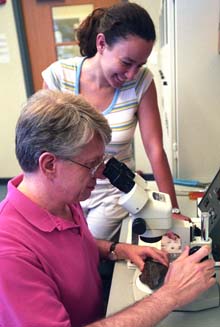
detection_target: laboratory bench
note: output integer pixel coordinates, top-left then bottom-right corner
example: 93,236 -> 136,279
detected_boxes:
106,217 -> 220,327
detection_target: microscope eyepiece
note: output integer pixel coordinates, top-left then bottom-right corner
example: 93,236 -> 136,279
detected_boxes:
103,157 -> 135,193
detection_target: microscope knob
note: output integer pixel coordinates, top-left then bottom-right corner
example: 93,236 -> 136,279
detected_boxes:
189,246 -> 208,262
132,218 -> 146,235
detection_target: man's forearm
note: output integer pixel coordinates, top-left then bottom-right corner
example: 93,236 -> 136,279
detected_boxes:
96,239 -> 111,259
87,285 -> 177,327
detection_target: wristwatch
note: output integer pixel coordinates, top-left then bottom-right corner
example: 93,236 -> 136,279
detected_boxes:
172,207 -> 181,214
108,242 -> 119,261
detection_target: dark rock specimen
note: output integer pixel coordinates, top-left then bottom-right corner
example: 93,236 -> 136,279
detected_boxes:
139,258 -> 168,289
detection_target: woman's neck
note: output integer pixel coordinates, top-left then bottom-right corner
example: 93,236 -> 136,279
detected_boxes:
80,56 -> 115,111
82,55 -> 110,89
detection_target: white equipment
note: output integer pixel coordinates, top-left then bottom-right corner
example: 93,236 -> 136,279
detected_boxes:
103,157 -> 220,311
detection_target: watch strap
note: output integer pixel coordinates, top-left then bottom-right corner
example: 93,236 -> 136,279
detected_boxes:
108,242 -> 119,261
109,242 -> 118,252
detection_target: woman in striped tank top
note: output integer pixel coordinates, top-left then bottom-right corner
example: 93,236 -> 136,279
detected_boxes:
42,2 -> 188,242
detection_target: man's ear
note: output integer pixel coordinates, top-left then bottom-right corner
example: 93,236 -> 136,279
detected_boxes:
39,152 -> 57,178
96,33 -> 107,54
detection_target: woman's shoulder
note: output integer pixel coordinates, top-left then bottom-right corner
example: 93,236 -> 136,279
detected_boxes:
133,65 -> 153,98
42,57 -> 85,91
135,65 -> 153,84
57,56 -> 85,69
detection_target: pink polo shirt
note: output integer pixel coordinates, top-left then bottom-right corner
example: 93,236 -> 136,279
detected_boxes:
0,175 -> 103,327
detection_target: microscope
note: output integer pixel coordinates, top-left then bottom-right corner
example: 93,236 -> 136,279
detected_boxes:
103,157 -> 220,311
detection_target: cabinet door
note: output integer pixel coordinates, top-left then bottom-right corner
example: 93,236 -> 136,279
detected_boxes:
20,0 -> 120,92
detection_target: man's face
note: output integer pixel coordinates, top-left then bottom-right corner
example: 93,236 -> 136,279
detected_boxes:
55,135 -> 105,204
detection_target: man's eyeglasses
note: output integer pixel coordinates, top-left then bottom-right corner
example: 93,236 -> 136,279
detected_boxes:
67,154 -> 110,177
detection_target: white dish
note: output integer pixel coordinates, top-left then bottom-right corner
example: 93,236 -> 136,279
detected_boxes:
132,269 -> 153,302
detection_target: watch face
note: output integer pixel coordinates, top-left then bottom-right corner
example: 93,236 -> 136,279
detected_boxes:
172,208 -> 180,214
109,251 -> 117,261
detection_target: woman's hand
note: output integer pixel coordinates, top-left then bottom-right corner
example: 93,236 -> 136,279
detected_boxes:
115,243 -> 169,271
165,213 -> 192,239
172,212 -> 191,222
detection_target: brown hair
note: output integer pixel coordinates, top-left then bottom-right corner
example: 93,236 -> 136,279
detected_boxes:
77,2 -> 156,58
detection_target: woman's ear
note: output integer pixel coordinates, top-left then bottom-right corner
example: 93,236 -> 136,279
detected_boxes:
39,152 -> 57,178
96,33 -> 107,54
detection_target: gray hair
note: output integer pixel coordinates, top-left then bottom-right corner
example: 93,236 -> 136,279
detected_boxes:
16,89 -> 112,172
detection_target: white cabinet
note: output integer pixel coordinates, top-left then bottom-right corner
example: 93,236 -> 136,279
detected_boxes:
159,0 -> 220,182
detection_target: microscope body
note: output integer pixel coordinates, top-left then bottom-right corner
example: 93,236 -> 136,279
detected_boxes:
103,157 -> 212,253
121,173 -> 212,253
118,173 -> 172,241
103,157 -> 218,311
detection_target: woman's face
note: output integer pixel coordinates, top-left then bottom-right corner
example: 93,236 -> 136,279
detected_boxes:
98,34 -> 154,88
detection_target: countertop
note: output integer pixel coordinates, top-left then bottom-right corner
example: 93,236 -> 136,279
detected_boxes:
106,217 -> 220,326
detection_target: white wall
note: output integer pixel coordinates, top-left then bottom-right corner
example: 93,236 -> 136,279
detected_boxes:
174,0 -> 220,181
0,1 -> 27,178
134,0 -> 220,183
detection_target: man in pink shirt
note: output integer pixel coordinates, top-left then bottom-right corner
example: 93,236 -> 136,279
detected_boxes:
0,90 -> 215,327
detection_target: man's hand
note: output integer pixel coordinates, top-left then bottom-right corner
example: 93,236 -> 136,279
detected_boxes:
163,245 -> 216,308
115,243 -> 169,271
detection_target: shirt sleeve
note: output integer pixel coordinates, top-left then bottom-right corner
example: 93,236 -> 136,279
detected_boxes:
42,61 -> 63,90
135,66 -> 154,102
0,253 -> 71,327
